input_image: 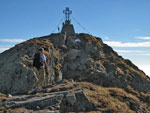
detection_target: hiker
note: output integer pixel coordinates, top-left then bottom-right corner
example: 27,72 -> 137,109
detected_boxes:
33,48 -> 48,87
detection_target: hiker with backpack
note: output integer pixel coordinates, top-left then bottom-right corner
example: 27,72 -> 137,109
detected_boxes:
33,48 -> 48,87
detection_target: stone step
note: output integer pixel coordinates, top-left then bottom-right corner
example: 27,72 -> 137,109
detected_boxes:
9,95 -> 36,101
8,94 -> 63,110
1,89 -> 95,112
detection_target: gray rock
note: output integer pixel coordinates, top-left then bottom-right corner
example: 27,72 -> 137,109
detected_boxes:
60,90 -> 95,112
9,94 -> 64,110
3,86 -> 94,112
0,43 -> 37,94
67,49 -> 81,60
66,92 -> 76,106
0,42 -> 62,94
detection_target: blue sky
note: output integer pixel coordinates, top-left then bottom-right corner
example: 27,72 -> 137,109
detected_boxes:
0,0 -> 150,76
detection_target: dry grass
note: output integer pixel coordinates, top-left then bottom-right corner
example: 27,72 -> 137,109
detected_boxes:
1,108 -> 31,113
116,67 -> 124,75
107,87 -> 139,102
0,107 -> 56,113
46,80 -> 79,93
139,92 -> 150,104
22,36 -> 53,47
0,94 -> 8,101
75,82 -> 150,113
1,81 -> 150,112
46,81 -> 150,112
0,94 -> 8,106
78,33 -> 104,47
20,35 -> 61,62
77,82 -> 129,112
0,94 -> 8,112
43,50 -> 51,59
55,63 -> 62,71
118,59 -> 147,79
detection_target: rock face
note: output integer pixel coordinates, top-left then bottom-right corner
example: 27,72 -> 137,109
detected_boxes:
51,33 -> 150,93
0,33 -> 150,96
0,37 -> 62,95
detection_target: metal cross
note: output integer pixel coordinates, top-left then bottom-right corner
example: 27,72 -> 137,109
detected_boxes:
63,7 -> 72,24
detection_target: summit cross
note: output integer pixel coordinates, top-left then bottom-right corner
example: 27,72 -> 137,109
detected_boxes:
63,7 -> 72,24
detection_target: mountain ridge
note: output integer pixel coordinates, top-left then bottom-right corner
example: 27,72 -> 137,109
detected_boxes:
0,33 -> 150,112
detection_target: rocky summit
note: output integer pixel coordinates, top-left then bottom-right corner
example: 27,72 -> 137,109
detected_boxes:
0,33 -> 150,113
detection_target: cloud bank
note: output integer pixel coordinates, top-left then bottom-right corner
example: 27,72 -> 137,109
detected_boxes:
104,41 -> 150,47
136,37 -> 150,40
0,48 -> 9,52
0,39 -> 25,43
114,50 -> 150,56
115,50 -> 150,53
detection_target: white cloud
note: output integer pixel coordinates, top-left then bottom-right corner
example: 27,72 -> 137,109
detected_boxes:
136,37 -> 150,40
114,50 -> 150,56
0,39 -> 25,43
139,53 -> 150,56
104,41 -> 150,47
115,50 -> 150,53
0,48 -> 9,52
119,53 -> 150,56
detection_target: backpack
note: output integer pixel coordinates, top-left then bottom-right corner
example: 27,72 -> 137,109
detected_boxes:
33,52 -> 43,69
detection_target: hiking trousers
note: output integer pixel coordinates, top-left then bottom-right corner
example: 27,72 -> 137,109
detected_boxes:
33,67 -> 46,87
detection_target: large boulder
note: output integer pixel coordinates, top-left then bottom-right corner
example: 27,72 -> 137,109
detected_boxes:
0,37 -> 62,95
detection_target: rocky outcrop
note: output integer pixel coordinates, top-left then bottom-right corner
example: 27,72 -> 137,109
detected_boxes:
1,80 -> 150,113
0,80 -> 95,112
55,33 -> 150,93
5,89 -> 94,112
0,37 -> 62,95
0,33 -> 150,96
